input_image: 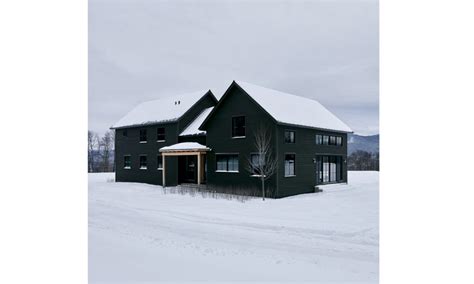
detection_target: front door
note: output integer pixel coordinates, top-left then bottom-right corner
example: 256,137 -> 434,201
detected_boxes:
185,156 -> 197,183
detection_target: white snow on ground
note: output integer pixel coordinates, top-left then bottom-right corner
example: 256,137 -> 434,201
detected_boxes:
89,171 -> 378,283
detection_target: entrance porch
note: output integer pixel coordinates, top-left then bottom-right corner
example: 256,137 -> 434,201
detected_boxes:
159,142 -> 210,187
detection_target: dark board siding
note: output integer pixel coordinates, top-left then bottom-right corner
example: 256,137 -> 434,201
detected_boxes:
204,86 -> 277,196
114,122 -> 179,186
276,126 -> 348,197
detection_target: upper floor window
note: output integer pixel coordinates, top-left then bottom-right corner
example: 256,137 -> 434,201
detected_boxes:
232,116 -> 245,138
316,134 -> 343,146
139,155 -> 147,169
284,130 -> 295,143
123,129 -> 128,137
216,154 -> 239,172
315,135 -> 323,145
284,154 -> 295,177
323,135 -> 329,145
124,155 -> 131,169
139,129 -> 147,143
157,127 -> 165,141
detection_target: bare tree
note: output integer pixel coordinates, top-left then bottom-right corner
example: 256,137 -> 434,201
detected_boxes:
246,125 -> 278,201
99,131 -> 114,172
88,131 -> 97,172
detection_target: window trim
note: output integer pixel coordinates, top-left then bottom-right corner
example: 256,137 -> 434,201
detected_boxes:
215,153 -> 240,173
231,115 -> 246,138
123,155 -> 131,170
139,154 -> 147,170
284,130 -> 296,144
284,153 -> 296,177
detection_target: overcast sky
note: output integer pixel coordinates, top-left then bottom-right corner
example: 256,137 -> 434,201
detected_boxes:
89,0 -> 378,135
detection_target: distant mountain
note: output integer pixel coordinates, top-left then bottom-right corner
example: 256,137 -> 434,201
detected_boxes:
347,134 -> 379,154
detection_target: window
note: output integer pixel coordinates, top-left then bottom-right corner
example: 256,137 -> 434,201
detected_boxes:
316,155 -> 343,184
139,129 -> 147,143
284,154 -> 295,177
315,134 -> 323,145
323,156 -> 329,182
124,155 -> 131,169
157,127 -> 165,141
123,129 -> 128,137
232,116 -> 245,137
139,155 -> 147,169
216,154 -> 239,172
336,136 -> 342,146
323,135 -> 329,145
250,153 -> 265,175
157,155 -> 163,170
329,136 -> 336,145
284,130 -> 295,143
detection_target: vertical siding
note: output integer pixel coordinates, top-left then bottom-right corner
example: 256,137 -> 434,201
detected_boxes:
276,125 -> 348,197
205,87 -> 278,196
114,122 -> 179,186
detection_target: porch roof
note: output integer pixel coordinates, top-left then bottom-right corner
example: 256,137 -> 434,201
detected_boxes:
159,142 -> 210,153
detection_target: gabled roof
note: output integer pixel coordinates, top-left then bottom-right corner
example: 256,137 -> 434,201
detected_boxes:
179,107 -> 214,136
111,90 -> 216,129
200,81 -> 352,133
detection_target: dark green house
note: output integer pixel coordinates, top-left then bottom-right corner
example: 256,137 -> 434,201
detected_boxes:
112,81 -> 352,198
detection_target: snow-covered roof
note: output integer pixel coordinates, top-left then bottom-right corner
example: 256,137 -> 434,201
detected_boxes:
111,90 -> 211,129
180,107 -> 214,136
235,81 -> 352,133
159,142 -> 210,152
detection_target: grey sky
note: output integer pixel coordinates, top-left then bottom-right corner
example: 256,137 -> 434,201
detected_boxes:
89,0 -> 378,135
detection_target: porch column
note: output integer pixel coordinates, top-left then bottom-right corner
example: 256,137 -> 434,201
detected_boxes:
162,154 -> 166,187
197,152 -> 201,185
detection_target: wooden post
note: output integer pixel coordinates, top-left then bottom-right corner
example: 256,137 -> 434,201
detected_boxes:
162,154 -> 166,187
197,152 -> 201,185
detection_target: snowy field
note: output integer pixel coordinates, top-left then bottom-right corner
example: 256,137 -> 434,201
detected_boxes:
89,172 -> 379,283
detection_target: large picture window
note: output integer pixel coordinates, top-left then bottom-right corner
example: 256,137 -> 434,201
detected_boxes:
284,154 -> 295,177
157,127 -> 165,141
216,154 -> 239,172
139,155 -> 147,169
232,116 -> 245,137
316,155 -> 343,184
139,129 -> 147,143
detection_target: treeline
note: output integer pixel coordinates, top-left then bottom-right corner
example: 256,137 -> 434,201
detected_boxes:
88,130 -> 115,172
347,150 -> 379,171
